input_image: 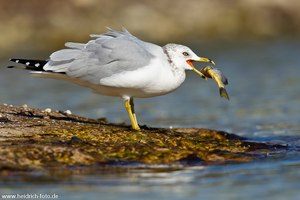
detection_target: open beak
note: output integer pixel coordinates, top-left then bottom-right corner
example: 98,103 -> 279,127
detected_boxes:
187,57 -> 215,79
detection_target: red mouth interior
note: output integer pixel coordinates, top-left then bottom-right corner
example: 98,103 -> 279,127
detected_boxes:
186,60 -> 194,68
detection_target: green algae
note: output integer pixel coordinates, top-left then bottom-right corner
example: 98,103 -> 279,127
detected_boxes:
0,104 -> 284,171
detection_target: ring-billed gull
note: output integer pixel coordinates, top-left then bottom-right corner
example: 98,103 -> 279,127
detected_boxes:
9,28 -> 222,130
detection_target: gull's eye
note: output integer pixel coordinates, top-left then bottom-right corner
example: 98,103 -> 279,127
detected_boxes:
182,52 -> 189,56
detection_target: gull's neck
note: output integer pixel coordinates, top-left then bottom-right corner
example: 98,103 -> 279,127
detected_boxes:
162,45 -> 185,76
161,45 -> 186,91
162,45 -> 179,73
162,46 -> 173,66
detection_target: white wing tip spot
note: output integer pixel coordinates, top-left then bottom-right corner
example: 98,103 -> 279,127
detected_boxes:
35,63 -> 40,67
15,60 -> 19,63
25,62 -> 30,66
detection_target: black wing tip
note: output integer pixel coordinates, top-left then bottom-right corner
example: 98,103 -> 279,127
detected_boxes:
8,58 -> 48,71
9,58 -> 17,62
219,87 -> 230,100
9,58 -> 22,64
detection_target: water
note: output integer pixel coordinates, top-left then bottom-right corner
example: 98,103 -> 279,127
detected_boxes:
1,40 -> 300,199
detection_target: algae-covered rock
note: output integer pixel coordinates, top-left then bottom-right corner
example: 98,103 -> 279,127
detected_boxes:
0,104 -> 284,171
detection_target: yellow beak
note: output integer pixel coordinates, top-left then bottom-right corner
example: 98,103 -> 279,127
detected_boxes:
187,57 -> 215,78
196,57 -> 215,65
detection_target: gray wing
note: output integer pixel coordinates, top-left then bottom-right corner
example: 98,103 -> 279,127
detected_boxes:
43,28 -> 156,84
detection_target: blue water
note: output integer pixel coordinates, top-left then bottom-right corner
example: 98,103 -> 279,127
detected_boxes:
1,40 -> 300,199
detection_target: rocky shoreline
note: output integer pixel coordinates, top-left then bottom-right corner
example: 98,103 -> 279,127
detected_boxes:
0,104 -> 286,172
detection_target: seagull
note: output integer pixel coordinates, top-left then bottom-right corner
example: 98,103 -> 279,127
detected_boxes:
9,28 -> 216,130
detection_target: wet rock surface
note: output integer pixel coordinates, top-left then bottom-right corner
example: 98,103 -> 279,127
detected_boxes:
0,104 -> 287,172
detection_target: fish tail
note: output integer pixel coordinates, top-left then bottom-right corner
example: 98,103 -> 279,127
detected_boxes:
219,87 -> 230,100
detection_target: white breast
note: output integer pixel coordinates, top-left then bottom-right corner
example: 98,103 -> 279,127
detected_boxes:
98,56 -> 186,98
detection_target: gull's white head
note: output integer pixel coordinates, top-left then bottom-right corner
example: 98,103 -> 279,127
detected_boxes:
163,44 -> 215,77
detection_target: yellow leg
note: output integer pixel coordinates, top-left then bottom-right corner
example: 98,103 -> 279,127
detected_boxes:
130,98 -> 138,127
125,98 -> 140,130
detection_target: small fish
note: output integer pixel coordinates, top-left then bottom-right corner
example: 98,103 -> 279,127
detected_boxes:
200,66 -> 230,100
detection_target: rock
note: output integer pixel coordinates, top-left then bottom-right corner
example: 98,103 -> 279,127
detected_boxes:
0,104 -> 286,171
44,108 -> 52,113
64,110 -> 72,115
